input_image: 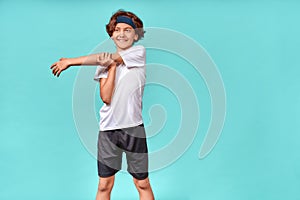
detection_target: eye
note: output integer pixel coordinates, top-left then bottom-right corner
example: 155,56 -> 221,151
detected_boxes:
125,29 -> 131,33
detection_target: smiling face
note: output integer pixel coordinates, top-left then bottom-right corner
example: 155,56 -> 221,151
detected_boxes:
111,23 -> 138,52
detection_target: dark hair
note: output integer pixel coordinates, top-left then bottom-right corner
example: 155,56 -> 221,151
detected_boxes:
106,10 -> 145,41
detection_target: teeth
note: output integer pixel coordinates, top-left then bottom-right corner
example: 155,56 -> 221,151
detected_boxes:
117,38 -> 127,42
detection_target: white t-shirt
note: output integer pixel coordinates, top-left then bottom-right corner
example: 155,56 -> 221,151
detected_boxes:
94,45 -> 146,131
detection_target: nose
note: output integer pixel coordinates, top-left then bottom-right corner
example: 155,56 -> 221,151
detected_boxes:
119,30 -> 125,37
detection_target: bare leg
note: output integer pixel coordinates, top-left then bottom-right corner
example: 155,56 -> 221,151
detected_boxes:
133,177 -> 155,200
96,176 -> 115,200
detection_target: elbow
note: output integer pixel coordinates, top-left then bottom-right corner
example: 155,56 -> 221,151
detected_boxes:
100,94 -> 111,105
102,99 -> 111,105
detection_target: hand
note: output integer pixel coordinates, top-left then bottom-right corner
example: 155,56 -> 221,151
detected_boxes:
50,57 -> 71,77
97,52 -> 114,67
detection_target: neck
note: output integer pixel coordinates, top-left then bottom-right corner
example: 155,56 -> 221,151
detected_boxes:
116,45 -> 133,52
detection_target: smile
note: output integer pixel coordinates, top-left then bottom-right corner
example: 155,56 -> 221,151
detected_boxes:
117,38 -> 128,42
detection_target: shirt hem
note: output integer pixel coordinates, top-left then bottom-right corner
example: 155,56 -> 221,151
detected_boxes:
100,121 -> 144,131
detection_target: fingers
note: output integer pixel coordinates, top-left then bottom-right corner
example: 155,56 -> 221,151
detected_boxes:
101,52 -> 111,60
50,62 -> 57,69
99,53 -> 104,60
104,52 -> 112,59
97,52 -> 112,67
52,66 -> 59,76
104,52 -> 113,63
101,52 -> 107,60
50,60 -> 60,75
50,62 -> 62,77
57,70 -> 62,77
97,53 -> 105,64
51,58 -> 66,77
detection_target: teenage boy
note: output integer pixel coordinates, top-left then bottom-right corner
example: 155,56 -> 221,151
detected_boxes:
50,10 -> 154,200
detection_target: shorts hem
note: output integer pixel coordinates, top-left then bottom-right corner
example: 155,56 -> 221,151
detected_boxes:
98,171 -> 118,178
129,172 -> 149,180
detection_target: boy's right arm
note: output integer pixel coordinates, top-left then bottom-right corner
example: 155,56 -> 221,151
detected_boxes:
99,63 -> 117,104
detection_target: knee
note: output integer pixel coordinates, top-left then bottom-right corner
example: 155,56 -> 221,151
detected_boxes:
134,178 -> 151,191
98,179 -> 114,193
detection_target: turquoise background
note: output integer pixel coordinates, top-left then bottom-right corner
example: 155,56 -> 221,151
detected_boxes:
1,0 -> 300,199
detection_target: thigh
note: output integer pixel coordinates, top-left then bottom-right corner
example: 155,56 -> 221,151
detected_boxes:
98,130 -> 123,177
121,125 -> 149,180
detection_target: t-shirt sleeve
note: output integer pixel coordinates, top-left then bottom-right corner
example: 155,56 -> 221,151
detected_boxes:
119,45 -> 146,68
93,65 -> 108,81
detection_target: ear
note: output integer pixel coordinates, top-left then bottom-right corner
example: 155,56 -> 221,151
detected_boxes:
134,33 -> 138,41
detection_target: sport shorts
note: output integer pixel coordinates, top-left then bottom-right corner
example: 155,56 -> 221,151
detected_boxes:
97,124 -> 148,180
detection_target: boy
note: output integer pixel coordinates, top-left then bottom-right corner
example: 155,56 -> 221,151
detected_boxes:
50,10 -> 154,200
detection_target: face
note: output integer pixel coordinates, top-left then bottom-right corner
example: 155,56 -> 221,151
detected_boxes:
111,23 -> 138,51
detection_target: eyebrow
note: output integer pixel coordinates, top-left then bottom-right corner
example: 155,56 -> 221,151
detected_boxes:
115,25 -> 133,29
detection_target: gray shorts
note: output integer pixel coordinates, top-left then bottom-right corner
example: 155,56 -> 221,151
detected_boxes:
97,124 -> 148,180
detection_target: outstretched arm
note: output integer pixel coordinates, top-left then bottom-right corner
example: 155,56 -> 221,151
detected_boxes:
50,52 -> 123,77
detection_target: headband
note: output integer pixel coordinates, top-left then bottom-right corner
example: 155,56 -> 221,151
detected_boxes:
116,16 -> 136,29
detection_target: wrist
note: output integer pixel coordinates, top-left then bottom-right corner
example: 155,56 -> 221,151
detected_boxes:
65,58 -> 73,67
68,57 -> 82,66
108,62 -> 117,70
111,53 -> 123,64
